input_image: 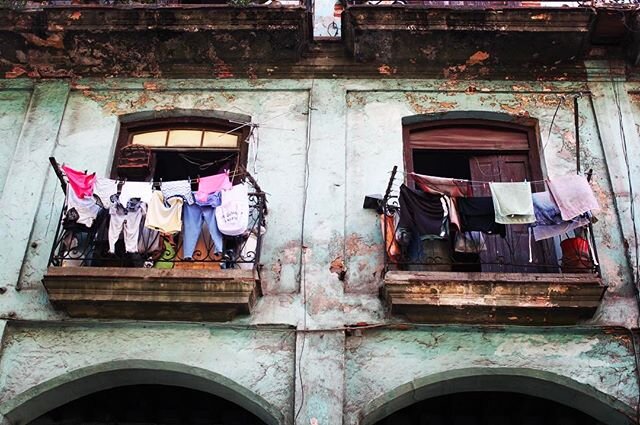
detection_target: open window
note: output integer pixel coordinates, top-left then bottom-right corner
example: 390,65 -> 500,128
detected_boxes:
113,116 -> 250,182
404,120 -> 556,273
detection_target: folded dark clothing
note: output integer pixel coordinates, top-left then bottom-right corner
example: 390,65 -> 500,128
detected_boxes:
457,196 -> 506,237
399,184 -> 447,238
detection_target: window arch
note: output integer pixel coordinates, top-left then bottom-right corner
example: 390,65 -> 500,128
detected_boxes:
401,111 -> 555,273
112,111 -> 251,182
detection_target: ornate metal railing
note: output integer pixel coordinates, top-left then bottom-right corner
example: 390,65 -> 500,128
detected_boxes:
18,0 -> 305,6
48,190 -> 267,271
380,169 -> 601,276
382,195 -> 601,275
346,0 -> 640,7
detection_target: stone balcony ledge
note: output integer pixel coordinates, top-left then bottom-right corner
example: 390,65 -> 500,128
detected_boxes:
0,4 -> 310,77
43,266 -> 260,322
382,271 -> 606,325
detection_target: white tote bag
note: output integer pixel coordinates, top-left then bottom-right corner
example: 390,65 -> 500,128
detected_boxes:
215,183 -> 249,236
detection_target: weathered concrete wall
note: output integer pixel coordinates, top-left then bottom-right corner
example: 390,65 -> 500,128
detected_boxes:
344,326 -> 639,424
0,81 -> 31,193
2,77 -> 636,326
0,73 -> 638,425
0,322 -> 296,424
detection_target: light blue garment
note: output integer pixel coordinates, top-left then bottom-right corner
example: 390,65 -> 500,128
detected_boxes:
182,203 -> 224,258
531,192 -> 590,241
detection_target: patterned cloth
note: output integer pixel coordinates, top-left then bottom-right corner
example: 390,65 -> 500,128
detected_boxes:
531,191 -> 590,241
161,180 -> 195,205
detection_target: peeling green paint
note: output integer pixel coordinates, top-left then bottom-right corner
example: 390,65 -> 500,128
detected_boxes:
0,72 -> 638,424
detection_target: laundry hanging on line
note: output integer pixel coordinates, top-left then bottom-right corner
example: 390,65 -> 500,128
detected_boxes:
55,162 -> 256,264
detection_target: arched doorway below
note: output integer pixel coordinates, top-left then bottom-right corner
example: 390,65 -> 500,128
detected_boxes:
373,391 -> 606,425
28,385 -> 266,425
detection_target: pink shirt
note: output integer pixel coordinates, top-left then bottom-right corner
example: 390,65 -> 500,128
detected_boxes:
62,165 -> 96,199
195,172 -> 232,203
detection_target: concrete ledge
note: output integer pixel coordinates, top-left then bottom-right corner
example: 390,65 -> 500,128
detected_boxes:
342,7 -> 595,68
0,5 -> 310,78
382,271 -> 606,325
43,267 -> 260,322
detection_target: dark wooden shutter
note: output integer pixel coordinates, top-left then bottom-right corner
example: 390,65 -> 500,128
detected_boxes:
469,154 -> 557,273
409,126 -> 530,151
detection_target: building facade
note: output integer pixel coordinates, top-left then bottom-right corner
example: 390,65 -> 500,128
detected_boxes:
0,1 -> 639,424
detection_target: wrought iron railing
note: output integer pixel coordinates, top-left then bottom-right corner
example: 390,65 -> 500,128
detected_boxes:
19,0 -> 305,6
380,170 -> 601,276
48,190 -> 267,271
346,0 -> 640,7
381,196 -> 601,275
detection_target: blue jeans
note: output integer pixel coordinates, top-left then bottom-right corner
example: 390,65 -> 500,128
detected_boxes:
182,203 -> 224,258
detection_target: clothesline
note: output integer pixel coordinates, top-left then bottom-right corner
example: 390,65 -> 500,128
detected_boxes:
54,161 -> 247,186
385,170 -> 594,186
388,170 -> 601,267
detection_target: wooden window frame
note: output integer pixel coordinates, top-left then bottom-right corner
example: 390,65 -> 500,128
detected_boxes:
111,116 -> 250,179
402,117 -> 546,184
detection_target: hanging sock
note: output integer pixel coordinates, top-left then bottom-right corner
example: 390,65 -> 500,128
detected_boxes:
528,226 -> 533,263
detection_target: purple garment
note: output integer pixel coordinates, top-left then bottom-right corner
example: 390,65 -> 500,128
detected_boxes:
531,191 -> 590,241
193,191 -> 222,207
547,174 -> 599,221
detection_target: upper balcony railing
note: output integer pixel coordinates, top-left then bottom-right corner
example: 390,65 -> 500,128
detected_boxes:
12,0 -> 305,7
345,0 -> 639,7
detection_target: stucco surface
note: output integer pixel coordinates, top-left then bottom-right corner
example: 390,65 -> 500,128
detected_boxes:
0,85 -> 31,192
0,76 -> 637,424
0,78 -> 634,326
344,327 -> 639,423
0,322 -> 295,422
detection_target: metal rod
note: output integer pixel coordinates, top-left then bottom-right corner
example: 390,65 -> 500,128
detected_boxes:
574,96 -> 581,174
49,156 -> 67,194
381,165 -> 398,210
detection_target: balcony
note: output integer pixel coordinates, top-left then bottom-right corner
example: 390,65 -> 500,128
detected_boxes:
378,174 -> 606,325
341,0 -> 639,77
43,189 -> 267,322
0,0 -> 310,78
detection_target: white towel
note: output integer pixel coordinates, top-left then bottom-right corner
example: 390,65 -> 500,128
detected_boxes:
119,181 -> 153,205
489,182 -> 535,224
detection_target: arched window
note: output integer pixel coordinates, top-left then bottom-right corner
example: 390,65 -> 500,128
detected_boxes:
112,112 -> 251,182
402,112 -> 556,273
